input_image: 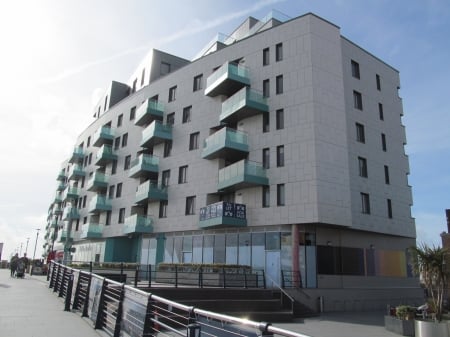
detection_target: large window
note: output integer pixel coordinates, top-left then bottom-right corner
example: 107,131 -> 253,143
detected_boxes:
182,106 -> 192,123
351,60 -> 360,79
178,165 -> 188,184
361,192 -> 370,214
358,157 -> 368,177
189,132 -> 199,150
353,91 -> 363,110
185,196 -> 196,215
277,145 -> 284,167
193,74 -> 203,91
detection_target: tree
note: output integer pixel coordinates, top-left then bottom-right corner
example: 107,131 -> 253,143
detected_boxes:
409,244 -> 449,321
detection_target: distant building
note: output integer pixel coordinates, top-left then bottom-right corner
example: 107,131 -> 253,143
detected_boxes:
44,11 -> 420,310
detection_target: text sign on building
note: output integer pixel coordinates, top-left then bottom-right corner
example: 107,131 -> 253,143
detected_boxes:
199,202 -> 246,221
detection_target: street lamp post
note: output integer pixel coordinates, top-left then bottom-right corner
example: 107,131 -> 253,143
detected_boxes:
25,237 -> 30,255
32,229 -> 40,261
19,242 -> 23,256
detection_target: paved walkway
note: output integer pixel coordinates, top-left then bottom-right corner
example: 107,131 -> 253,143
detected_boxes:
0,268 -> 400,337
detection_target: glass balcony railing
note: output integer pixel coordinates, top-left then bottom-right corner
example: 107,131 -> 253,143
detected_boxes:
54,193 -> 63,204
123,214 -> 153,235
202,127 -> 249,160
205,62 -> 250,97
57,229 -> 72,242
62,207 -> 80,221
80,223 -> 103,239
140,121 -> 172,148
69,146 -> 84,163
199,201 -> 247,229
217,159 -> 269,191
62,187 -> 79,201
128,154 -> 159,179
95,144 -> 118,166
56,169 -> 66,181
220,87 -> 268,124
68,164 -> 86,180
89,195 -> 112,213
93,126 -> 115,147
134,99 -> 164,126
86,171 -> 109,192
135,180 -> 168,204
56,182 -> 66,191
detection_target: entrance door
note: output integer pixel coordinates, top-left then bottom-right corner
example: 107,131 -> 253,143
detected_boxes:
265,251 -> 280,288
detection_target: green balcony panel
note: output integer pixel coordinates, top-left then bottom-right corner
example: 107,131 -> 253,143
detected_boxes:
134,99 -> 164,127
220,87 -> 268,124
123,214 -> 153,235
217,159 -> 269,192
63,187 -> 79,201
128,154 -> 159,179
93,126 -> 115,147
54,193 -> 63,204
205,62 -> 250,97
135,180 -> 168,204
69,146 -> 84,164
68,164 -> 86,181
56,169 -> 66,181
89,195 -> 112,213
199,201 -> 247,229
53,206 -> 62,215
57,230 -> 72,243
95,144 -> 118,166
140,120 -> 172,148
56,182 -> 66,191
202,127 -> 249,160
50,219 -> 58,228
87,172 -> 109,192
80,223 -> 103,239
62,207 -> 80,221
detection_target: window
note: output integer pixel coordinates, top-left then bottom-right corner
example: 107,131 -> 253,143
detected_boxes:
381,133 -> 387,151
87,136 -> 91,147
358,157 -> 368,177
276,75 -> 283,94
124,155 -> 131,170
104,95 -> 108,111
263,113 -> 270,133
159,200 -> 168,218
83,217 -> 87,224
351,60 -> 360,79
117,114 -> 123,127
262,148 -> 270,169
130,106 -> 136,120
105,211 -> 111,226
114,137 -> 120,150
84,156 -> 88,167
182,106 -> 192,123
277,184 -> 285,206
167,112 -> 175,126
162,169 -> 170,187
163,140 -> 172,157
263,47 -> 270,66
168,86 -> 177,102
262,186 -> 270,207
353,91 -> 363,110
376,74 -> 381,91
189,132 -> 199,150
161,62 -> 171,75
276,109 -> 284,130
263,79 -> 270,98
387,199 -> 393,218
361,193 -> 370,214
178,165 -> 188,184
378,103 -> 384,120
118,208 -> 126,224
384,165 -> 390,184
185,196 -> 196,215
88,153 -> 92,165
81,177 -> 85,188
121,133 -> 128,147
111,160 -> 117,175
356,123 -> 365,143
83,195 -> 87,208
116,182 -> 122,198
193,74 -> 203,91
276,145 -> 285,167
75,219 -> 80,231
108,185 -> 115,199
275,43 -> 283,62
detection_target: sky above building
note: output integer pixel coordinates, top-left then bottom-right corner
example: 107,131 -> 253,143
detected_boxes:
0,0 -> 448,260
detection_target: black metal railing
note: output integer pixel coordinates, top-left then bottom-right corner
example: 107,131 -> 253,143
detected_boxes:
281,270 -> 302,288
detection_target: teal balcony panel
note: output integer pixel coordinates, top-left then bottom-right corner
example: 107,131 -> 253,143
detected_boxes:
56,170 -> 66,181
69,146 -> 84,164
134,99 -> 164,127
50,219 -> 58,228
199,201 -> 247,229
140,121 -> 172,148
53,206 -> 63,215
205,62 -> 250,97
135,181 -> 168,204
128,154 -> 159,179
87,172 -> 109,192
220,87 -> 268,124
56,182 -> 66,191
54,193 -> 63,204
68,164 -> 86,181
95,144 -> 118,166
63,187 -> 79,201
80,223 -> 103,239
202,127 -> 249,160
62,207 -> 80,221
57,230 -> 73,243
93,126 -> 115,147
123,215 -> 153,235
89,195 -> 112,213
217,160 -> 269,192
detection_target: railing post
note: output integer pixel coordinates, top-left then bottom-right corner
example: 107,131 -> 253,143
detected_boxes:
65,273 -> 74,311
113,284 -> 125,337
244,270 -> 248,289
81,273 -> 92,317
175,265 -> 178,288
187,308 -> 201,337
95,279 -> 107,330
89,261 -> 92,273
222,267 -> 226,288
262,270 -> 266,289
134,265 -> 139,288
198,267 -> 203,288
258,322 -> 274,337
281,270 -> 285,288
148,264 -> 152,288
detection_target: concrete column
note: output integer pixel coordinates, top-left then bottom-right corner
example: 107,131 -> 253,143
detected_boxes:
292,224 -> 301,287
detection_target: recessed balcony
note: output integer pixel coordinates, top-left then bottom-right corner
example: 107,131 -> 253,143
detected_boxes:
80,223 -> 103,239
93,126 -> 115,147
62,187 -> 79,201
128,154 -> 159,179
62,207 -> 80,221
95,144 -> 118,166
86,172 -> 109,192
204,62 -> 250,97
68,164 -> 86,181
140,121 -> 172,148
134,99 -> 164,127
123,214 -> 153,235
199,201 -> 247,229
135,180 -> 168,204
89,195 -> 112,213
202,127 -> 249,160
69,146 -> 84,164
220,87 -> 268,124
217,159 -> 269,192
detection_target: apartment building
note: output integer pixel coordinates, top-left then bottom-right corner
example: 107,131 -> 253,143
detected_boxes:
44,11 -> 420,310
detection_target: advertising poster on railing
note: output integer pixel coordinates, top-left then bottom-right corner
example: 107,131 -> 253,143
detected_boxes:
71,271 -> 79,303
87,276 -> 103,323
121,289 -> 149,337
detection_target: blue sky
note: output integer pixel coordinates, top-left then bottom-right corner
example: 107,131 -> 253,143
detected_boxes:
0,0 -> 448,259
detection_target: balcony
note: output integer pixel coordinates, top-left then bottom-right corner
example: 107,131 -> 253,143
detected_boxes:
69,146 -> 84,164
128,154 -> 159,179
89,195 -> 112,213
134,99 -> 164,127
199,201 -> 247,229
135,180 -> 168,205
86,172 -> 109,192
220,87 -> 268,124
95,144 -> 118,166
80,223 -> 103,239
123,214 -> 153,235
56,169 -> 66,181
204,62 -> 250,97
53,205 -> 63,215
62,187 -> 79,201
62,207 -> 80,221
57,230 -> 72,243
202,127 -> 249,160
68,164 -> 86,181
56,182 -> 66,191
218,159 -> 269,192
93,126 -> 115,147
54,193 -> 63,204
50,219 -> 58,228
140,121 -> 172,148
